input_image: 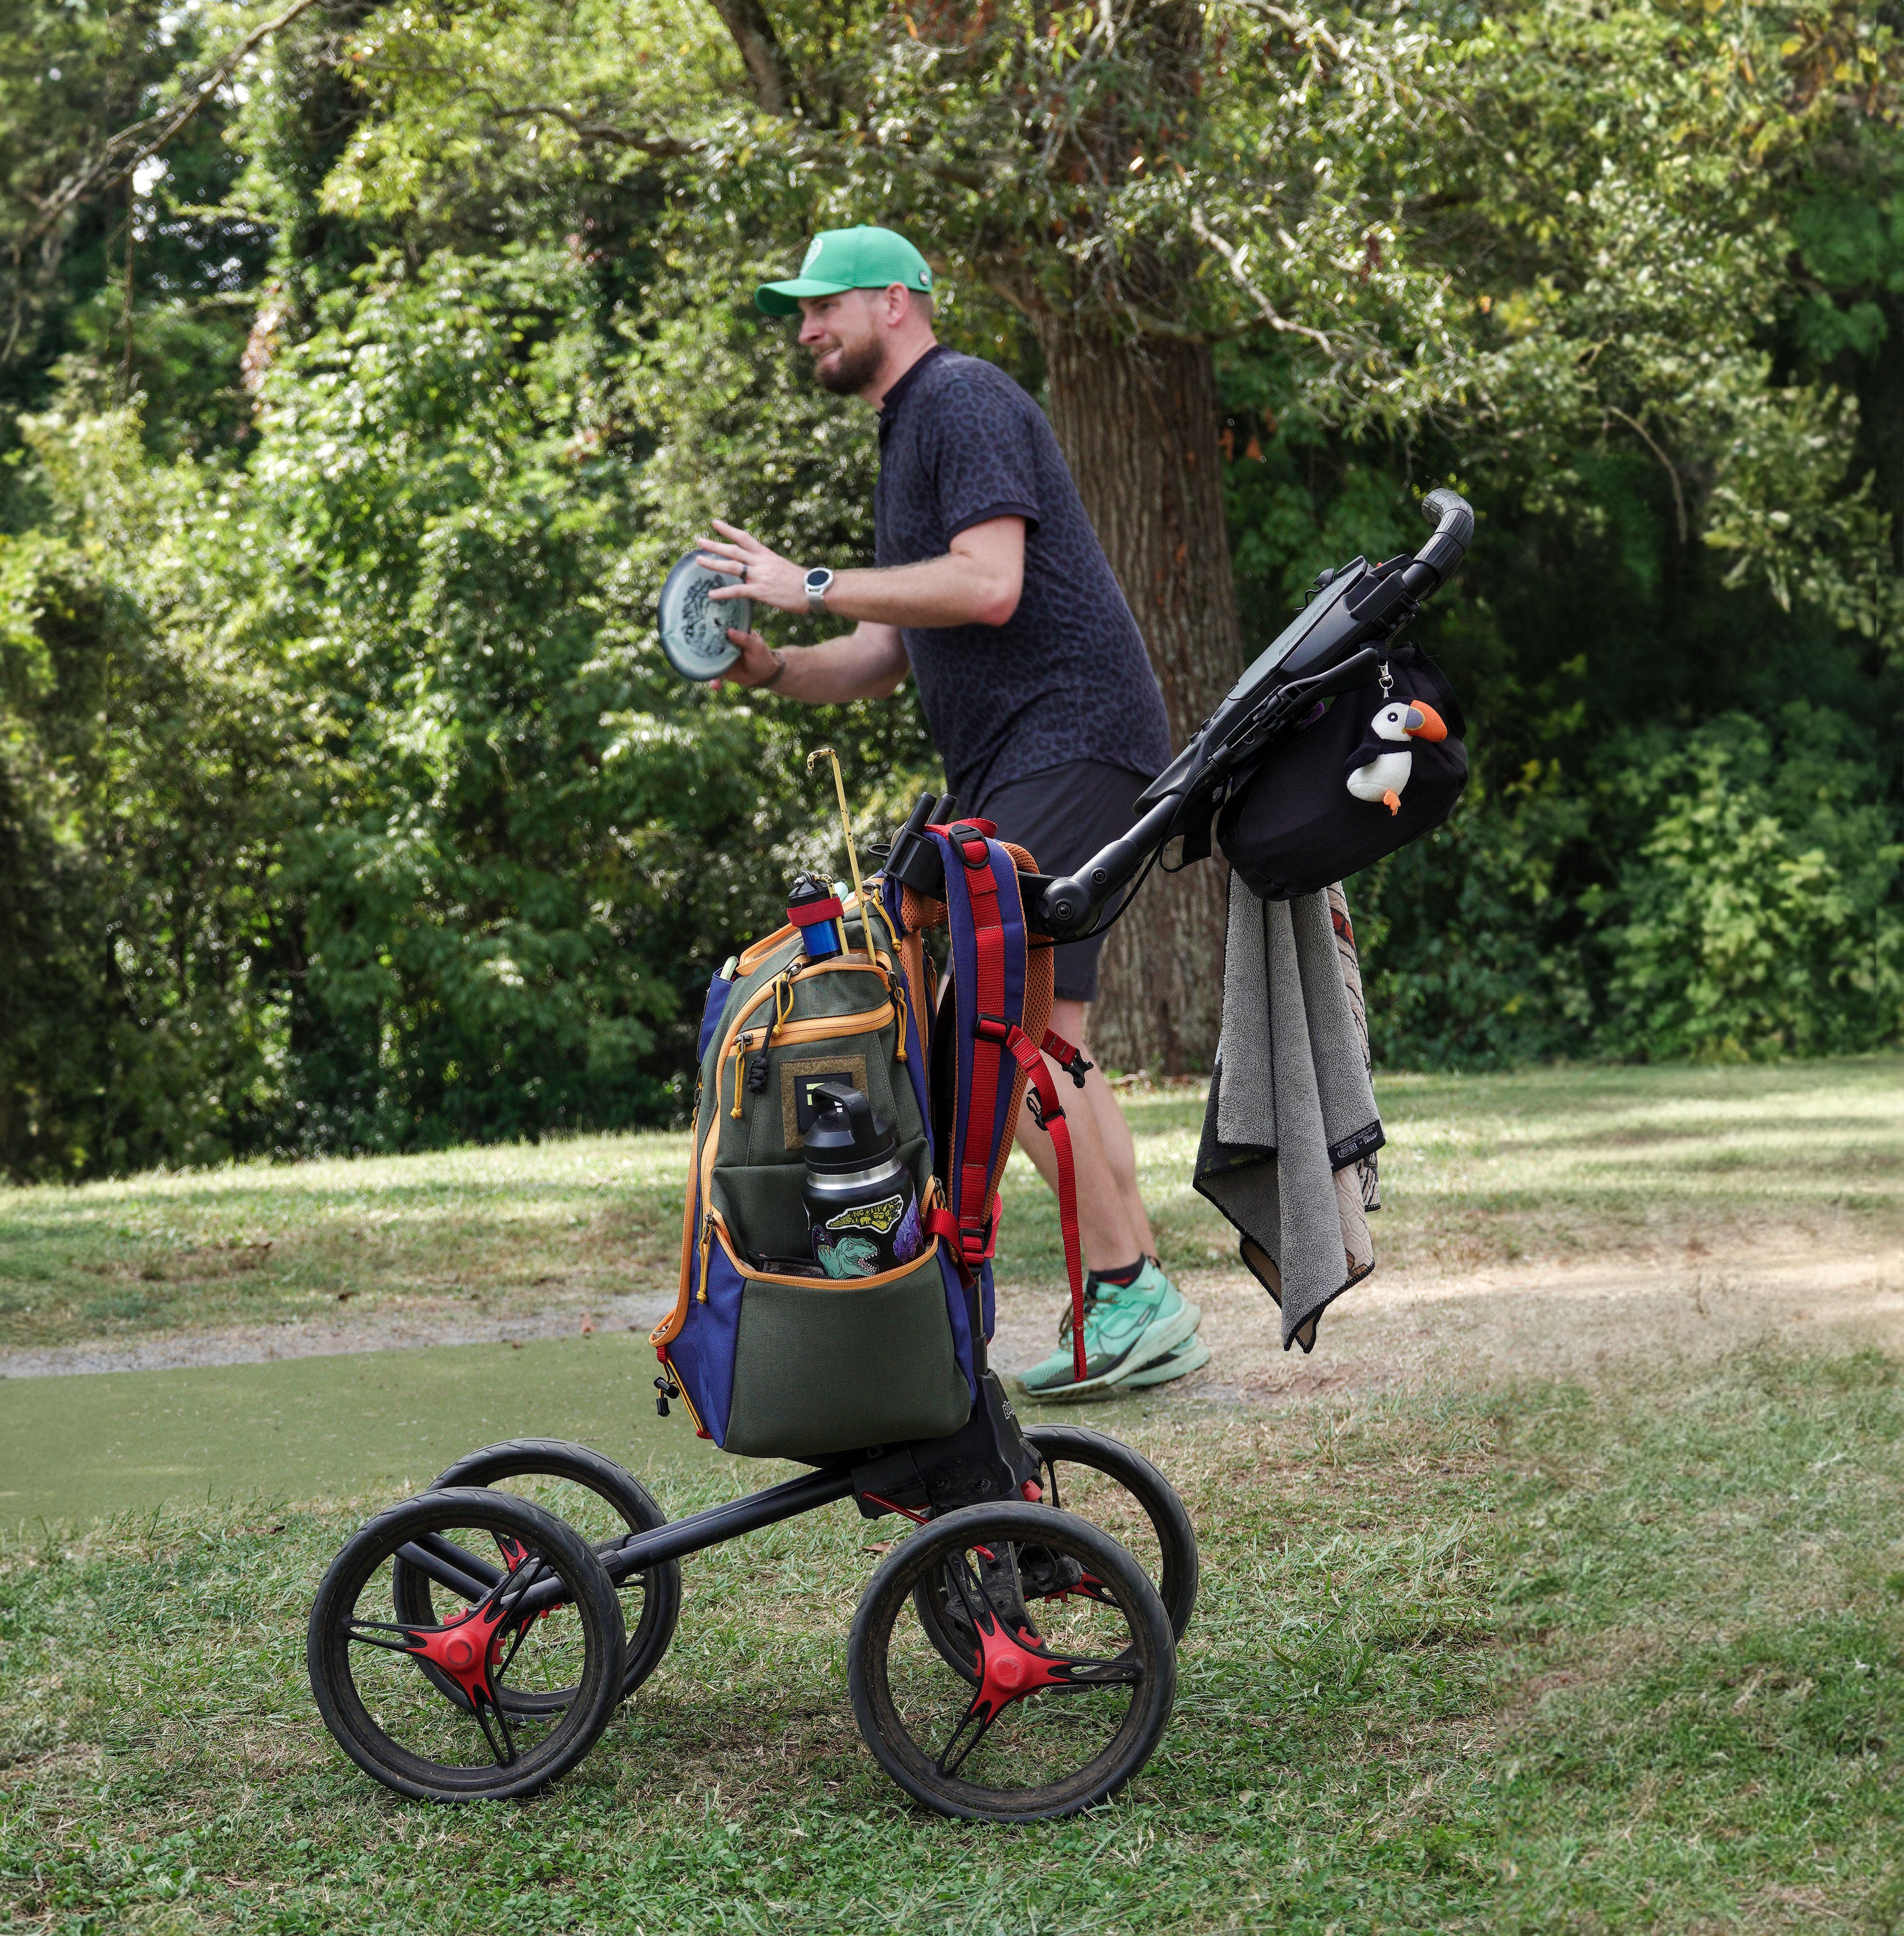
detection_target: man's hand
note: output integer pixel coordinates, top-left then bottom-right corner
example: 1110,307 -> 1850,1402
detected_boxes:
712,628 -> 782,691
697,520 -> 809,615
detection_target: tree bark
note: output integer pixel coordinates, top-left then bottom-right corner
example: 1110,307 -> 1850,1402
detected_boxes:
1034,320 -> 1240,1073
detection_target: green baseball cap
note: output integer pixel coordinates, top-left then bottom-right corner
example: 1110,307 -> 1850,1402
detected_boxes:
756,226 -> 934,316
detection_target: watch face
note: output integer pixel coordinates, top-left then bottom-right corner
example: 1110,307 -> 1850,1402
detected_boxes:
657,551 -> 748,681
805,569 -> 831,593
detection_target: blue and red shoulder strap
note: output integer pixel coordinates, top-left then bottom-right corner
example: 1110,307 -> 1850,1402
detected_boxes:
888,823 -> 1091,1384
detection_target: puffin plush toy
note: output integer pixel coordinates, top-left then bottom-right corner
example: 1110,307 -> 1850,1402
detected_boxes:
1345,697 -> 1448,815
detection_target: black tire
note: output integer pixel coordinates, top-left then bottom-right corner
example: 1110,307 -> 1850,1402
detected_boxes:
1024,1425 -> 1198,1640
910,1425 -> 1197,1680
402,1438 -> 681,1708
308,1487 -> 624,1802
849,1503 -> 1176,1822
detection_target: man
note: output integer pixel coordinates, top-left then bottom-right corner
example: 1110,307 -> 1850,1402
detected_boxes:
696,224 -> 1207,1397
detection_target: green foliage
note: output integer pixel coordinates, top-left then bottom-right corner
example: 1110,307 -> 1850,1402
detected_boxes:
1592,705 -> 1903,1061
1,0 -> 1902,1175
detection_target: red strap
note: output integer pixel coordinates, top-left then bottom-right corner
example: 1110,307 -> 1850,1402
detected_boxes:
979,1017 -> 1087,1382
786,896 -> 843,927
926,1201 -> 998,1283
958,856 -> 1009,1263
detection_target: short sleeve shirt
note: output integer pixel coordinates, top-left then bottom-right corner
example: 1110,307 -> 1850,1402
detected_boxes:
874,348 -> 1173,807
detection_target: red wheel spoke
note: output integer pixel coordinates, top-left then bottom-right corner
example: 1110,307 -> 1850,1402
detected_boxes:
345,1617 -> 429,1655
491,1612 -> 539,1687
936,1685 -> 1004,1776
471,1692 -> 518,1767
1038,1655 -> 1142,1688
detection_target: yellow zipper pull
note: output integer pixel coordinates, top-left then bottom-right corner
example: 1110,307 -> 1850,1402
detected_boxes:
730,1030 -> 752,1119
697,1212 -> 714,1299
891,977 -> 909,1062
747,971 -> 798,1102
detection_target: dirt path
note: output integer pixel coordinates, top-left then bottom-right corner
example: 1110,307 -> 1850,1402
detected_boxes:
6,1235 -> 1899,1390
994,1237 -> 1904,1404
0,1288 -> 676,1379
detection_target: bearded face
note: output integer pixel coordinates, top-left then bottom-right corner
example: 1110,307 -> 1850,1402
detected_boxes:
800,290 -> 889,395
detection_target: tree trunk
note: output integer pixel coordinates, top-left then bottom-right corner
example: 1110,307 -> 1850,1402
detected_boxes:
1034,320 -> 1241,1073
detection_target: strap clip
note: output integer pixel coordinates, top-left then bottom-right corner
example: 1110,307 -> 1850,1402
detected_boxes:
1041,1028 -> 1094,1089
946,823 -> 994,870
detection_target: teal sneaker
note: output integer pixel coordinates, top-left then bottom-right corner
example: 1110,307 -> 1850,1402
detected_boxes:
1017,1261 -> 1202,1401
1123,1333 -> 1211,1387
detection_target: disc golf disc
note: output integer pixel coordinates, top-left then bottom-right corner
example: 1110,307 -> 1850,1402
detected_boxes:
657,551 -> 749,681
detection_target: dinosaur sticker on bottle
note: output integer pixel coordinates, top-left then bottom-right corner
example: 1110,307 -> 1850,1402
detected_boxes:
801,1082 -> 921,1279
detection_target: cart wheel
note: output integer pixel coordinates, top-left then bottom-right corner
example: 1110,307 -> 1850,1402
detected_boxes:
404,1439 -> 681,1708
911,1426 -> 1197,1681
849,1503 -> 1176,1822
308,1487 -> 624,1802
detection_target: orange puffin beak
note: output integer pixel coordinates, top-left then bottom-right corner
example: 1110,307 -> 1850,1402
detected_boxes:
1404,702 -> 1447,742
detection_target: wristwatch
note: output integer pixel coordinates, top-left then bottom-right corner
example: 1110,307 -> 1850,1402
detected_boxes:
804,567 -> 835,617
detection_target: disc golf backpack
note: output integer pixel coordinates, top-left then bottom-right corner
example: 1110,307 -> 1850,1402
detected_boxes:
652,822 -> 1089,1459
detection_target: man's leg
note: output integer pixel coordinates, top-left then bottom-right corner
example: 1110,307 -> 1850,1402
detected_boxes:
1012,993 -> 1202,1397
1015,997 -> 1155,1263
975,759 -> 1205,1394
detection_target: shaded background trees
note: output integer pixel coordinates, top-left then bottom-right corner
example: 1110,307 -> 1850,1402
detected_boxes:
2,0 -> 1900,1181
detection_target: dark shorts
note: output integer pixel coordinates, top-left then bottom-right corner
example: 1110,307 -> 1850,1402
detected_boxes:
972,759 -> 1147,1004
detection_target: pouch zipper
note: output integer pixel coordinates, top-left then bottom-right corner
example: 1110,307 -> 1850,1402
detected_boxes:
716,957 -> 897,1115
705,1208 -> 938,1289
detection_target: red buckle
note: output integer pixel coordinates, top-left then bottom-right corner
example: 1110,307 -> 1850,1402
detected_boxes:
975,1013 -> 1012,1045
1041,1028 -> 1094,1089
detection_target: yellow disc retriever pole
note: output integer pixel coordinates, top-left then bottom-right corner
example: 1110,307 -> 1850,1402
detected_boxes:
806,745 -> 870,960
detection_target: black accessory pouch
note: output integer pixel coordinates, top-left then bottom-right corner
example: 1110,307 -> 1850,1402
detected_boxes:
1217,644 -> 1468,902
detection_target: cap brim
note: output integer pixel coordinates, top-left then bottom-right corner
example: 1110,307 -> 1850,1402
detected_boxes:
755,277 -> 854,316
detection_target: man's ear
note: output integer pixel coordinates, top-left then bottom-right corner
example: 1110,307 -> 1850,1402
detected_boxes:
882,282 -> 910,326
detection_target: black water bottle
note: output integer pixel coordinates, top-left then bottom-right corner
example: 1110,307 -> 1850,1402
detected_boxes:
803,1083 -> 921,1280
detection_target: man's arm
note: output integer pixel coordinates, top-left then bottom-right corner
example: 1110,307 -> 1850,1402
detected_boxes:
699,515 -> 1025,632
718,620 -> 910,700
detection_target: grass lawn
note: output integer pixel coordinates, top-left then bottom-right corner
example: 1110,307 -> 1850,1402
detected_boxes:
2,1058 -> 1901,1931
2,1352 -> 1901,1932
2,1056 -> 1900,1354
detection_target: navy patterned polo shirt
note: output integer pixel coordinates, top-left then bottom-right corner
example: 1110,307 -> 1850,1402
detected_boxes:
874,347 -> 1173,807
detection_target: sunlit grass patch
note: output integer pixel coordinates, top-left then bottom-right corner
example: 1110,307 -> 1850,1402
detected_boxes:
4,1055 -> 1900,1351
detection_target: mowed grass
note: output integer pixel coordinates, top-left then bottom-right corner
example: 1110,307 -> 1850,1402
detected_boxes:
2,1349 -> 1901,1933
3,1057 -> 1902,1353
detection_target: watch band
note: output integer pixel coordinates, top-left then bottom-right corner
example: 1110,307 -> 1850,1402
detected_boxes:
759,648 -> 789,687
804,566 -> 835,617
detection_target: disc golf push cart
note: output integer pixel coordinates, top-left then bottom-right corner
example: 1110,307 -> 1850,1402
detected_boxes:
304,492 -> 1475,1821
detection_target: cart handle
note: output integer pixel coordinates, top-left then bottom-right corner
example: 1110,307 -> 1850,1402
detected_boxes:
1034,487 -> 1473,939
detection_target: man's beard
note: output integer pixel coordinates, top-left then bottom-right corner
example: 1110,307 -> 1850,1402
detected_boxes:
813,338 -> 883,396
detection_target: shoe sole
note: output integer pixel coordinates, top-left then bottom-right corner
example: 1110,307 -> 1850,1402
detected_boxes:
1122,1335 -> 1211,1387
1020,1300 -> 1204,1404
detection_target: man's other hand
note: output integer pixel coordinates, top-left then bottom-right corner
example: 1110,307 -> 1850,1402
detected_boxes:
712,628 -> 782,691
697,520 -> 807,614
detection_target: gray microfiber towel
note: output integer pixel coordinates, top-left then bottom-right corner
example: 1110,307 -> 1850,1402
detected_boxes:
1195,871 -> 1383,1352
